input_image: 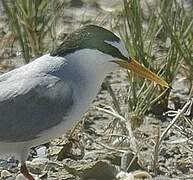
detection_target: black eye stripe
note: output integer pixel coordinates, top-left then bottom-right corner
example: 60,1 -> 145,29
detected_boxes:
104,41 -> 128,60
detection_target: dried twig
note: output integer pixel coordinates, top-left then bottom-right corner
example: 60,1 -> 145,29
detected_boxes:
94,139 -> 126,153
104,80 -> 122,114
153,99 -> 193,173
159,100 -> 192,145
94,105 -> 137,151
153,126 -> 161,175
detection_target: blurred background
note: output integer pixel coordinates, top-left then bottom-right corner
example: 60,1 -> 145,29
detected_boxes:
0,0 -> 193,179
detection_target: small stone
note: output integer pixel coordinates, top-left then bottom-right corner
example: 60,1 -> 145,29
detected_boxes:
81,160 -> 117,179
83,151 -> 98,161
1,169 -> 12,178
64,160 -> 117,180
133,171 -> 152,179
26,160 -> 45,175
32,157 -> 49,165
116,171 -> 134,180
45,161 -> 62,171
16,174 -> 27,180
36,146 -> 47,158
16,173 -> 38,180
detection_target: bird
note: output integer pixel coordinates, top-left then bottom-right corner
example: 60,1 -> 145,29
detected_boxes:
0,25 -> 169,179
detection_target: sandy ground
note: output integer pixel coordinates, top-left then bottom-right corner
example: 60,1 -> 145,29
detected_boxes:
0,0 -> 193,179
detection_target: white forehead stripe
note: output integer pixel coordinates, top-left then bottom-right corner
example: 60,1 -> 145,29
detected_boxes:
104,40 -> 129,58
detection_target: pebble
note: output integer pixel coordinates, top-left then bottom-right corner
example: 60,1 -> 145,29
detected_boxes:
116,171 -> 134,180
36,146 -> 47,158
26,160 -> 46,175
83,151 -> 98,161
16,173 -> 38,180
15,174 -> 27,180
45,161 -> 62,171
64,160 -> 117,179
1,169 -> 12,178
32,157 -> 49,165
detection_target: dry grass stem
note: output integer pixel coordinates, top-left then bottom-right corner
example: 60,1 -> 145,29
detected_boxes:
94,105 -> 137,151
160,100 -> 193,145
94,139 -> 126,153
104,79 -> 122,114
153,99 -> 193,174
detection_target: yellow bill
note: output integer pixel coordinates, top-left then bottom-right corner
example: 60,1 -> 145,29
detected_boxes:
114,58 -> 169,88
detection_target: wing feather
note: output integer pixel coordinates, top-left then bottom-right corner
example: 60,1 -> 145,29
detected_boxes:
0,72 -> 73,142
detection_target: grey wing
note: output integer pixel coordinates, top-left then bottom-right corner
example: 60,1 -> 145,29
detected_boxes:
0,74 -> 73,142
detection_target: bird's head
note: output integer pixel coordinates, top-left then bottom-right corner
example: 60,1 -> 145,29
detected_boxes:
51,25 -> 169,88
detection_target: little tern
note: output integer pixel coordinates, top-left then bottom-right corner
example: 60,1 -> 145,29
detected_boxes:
0,25 -> 168,179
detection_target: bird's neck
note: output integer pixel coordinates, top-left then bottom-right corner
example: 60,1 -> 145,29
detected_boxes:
65,49 -> 118,86
65,49 -> 118,79
65,49 -> 118,108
